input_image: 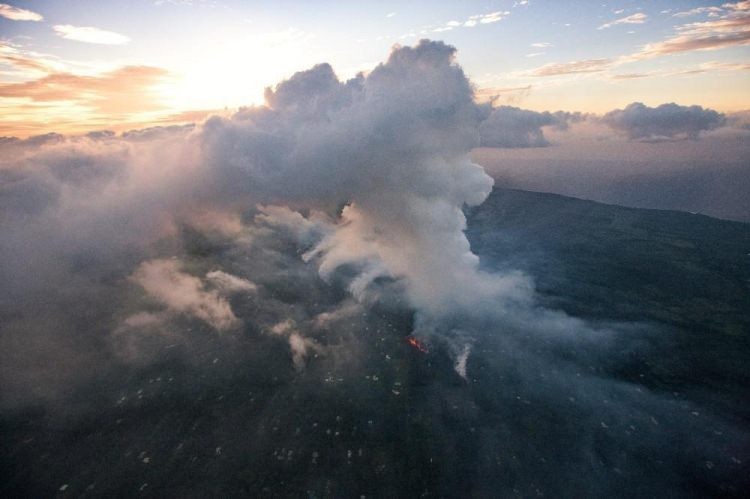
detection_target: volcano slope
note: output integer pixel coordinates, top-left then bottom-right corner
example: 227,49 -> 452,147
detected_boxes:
2,188 -> 749,497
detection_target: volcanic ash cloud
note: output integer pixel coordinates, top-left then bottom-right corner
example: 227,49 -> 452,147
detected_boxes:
200,40 -> 534,333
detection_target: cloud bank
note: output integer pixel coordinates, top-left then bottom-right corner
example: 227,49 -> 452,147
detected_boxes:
479,106 -> 582,148
602,102 -> 725,140
477,101 -> 738,148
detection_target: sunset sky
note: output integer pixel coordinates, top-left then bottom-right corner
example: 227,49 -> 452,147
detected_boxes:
1,0 -> 749,136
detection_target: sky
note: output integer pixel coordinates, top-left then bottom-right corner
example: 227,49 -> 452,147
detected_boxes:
0,0 -> 749,136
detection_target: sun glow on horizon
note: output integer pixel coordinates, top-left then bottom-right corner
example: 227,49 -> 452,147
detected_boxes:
0,0 -> 748,137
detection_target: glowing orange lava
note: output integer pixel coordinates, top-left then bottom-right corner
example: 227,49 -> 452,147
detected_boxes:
406,336 -> 429,354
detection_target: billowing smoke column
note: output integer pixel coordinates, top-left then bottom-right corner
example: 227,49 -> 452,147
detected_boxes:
199,40 -> 530,334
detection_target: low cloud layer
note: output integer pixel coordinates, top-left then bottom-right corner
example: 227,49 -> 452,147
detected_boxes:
479,106 -> 583,148
478,101 -> 738,149
471,99 -> 749,222
602,102 -> 725,140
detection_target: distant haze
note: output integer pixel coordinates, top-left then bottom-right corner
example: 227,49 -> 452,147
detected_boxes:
473,136 -> 750,222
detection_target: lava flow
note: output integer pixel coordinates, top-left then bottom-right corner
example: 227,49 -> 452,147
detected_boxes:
406,336 -> 429,354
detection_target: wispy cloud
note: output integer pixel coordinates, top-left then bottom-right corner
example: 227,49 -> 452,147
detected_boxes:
602,102 -> 724,140
475,85 -> 532,96
673,6 -> 724,18
416,10 -> 511,35
610,60 -> 750,79
386,12 -> 396,18
598,12 -> 647,30
474,85 -> 532,106
530,58 -> 612,77
0,65 -> 171,135
474,11 -> 509,24
531,42 -> 552,48
667,60 -> 750,76
0,65 -> 168,108
607,61 -> 750,80
0,42 -> 56,74
53,25 -> 131,45
156,108 -> 224,125
609,73 -> 650,80
463,11 -> 510,27
726,0 -> 750,11
0,3 -> 43,21
631,3 -> 750,59
699,60 -> 750,71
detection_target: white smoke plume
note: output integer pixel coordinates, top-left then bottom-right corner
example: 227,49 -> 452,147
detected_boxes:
130,259 -> 247,331
269,319 -> 322,371
197,41 -> 536,337
205,270 -> 257,294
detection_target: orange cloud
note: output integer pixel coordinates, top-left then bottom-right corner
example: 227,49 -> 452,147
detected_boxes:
474,85 -> 532,105
156,108 -> 224,124
530,58 -> 612,77
0,66 -> 168,107
0,66 -> 172,136
609,61 -> 750,80
633,3 -> 750,59
0,42 -> 56,74
0,53 -> 51,73
0,3 -> 43,21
